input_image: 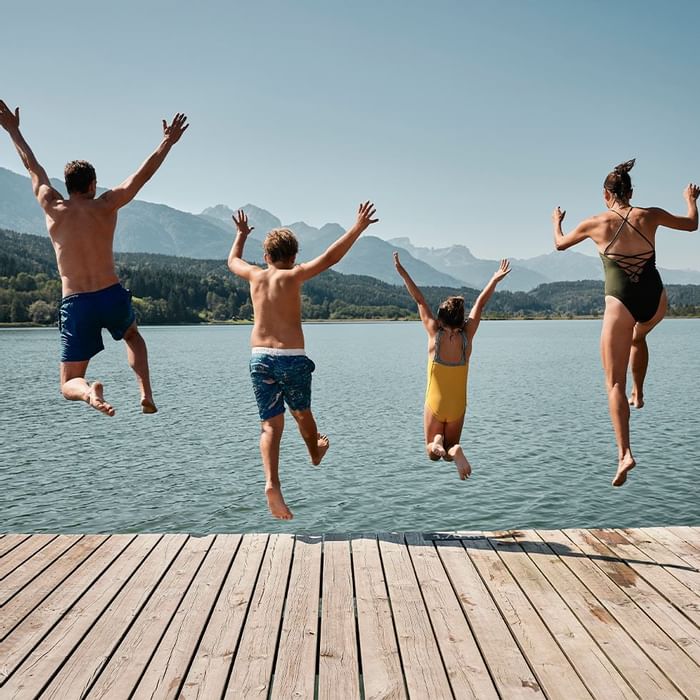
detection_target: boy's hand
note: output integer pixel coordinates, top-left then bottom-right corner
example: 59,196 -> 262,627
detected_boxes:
0,101 -> 20,133
492,259 -> 511,282
552,206 -> 566,225
684,183 -> 700,203
356,201 -> 379,231
162,113 -> 189,144
232,209 -> 255,236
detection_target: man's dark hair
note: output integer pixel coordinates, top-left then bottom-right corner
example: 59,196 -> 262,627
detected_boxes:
64,160 -> 96,194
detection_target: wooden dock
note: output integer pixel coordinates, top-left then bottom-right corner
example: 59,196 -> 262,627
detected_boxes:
1,527 -> 699,699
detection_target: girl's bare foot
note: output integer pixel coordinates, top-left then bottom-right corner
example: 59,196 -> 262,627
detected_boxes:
311,433 -> 330,466
447,444 -> 471,480
612,452 -> 636,487
428,434 -> 446,459
265,485 -> 293,520
629,391 -> 644,409
141,396 -> 158,414
85,382 -> 115,416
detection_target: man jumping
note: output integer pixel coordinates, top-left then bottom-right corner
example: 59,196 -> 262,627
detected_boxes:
0,100 -> 188,415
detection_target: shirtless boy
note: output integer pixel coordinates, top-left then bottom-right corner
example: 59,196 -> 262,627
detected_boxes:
228,202 -> 378,519
0,100 -> 188,416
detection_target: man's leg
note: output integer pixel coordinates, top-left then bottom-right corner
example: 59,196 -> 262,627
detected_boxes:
60,361 -> 115,416
260,414 -> 293,520
122,322 -> 157,413
290,409 -> 329,466
629,291 -> 667,409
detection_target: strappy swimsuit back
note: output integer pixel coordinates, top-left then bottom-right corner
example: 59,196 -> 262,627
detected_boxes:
599,207 -> 663,323
425,327 -> 469,423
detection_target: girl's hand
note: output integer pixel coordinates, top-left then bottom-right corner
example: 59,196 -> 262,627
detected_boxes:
684,183 -> 700,203
393,251 -> 404,272
492,259 -> 511,282
552,206 -> 566,225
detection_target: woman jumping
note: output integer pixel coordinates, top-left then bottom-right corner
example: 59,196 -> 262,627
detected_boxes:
394,252 -> 511,479
553,159 -> 699,486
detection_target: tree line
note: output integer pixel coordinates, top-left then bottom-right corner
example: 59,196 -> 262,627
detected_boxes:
1,228 -> 699,324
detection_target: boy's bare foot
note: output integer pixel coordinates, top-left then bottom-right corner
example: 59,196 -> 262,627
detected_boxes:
265,485 -> 293,520
141,396 -> 158,414
311,433 -> 330,466
629,391 -> 644,409
612,453 -> 636,487
85,381 -> 115,416
447,444 -> 471,480
428,434 -> 446,459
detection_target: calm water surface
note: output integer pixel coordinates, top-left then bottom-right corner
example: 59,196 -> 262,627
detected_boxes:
1,320 -> 698,533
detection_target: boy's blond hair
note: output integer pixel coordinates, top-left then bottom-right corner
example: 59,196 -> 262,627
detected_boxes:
264,228 -> 299,263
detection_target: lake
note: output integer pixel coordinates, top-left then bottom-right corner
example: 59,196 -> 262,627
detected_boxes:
1,320 -> 698,534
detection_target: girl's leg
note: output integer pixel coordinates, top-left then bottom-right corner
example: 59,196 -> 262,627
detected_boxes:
601,297 -> 636,486
629,290 -> 667,409
443,415 -> 470,480
424,405 -> 446,460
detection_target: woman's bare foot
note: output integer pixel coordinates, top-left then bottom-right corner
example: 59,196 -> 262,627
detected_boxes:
612,453 -> 636,487
141,396 -> 158,414
428,434 -> 446,459
311,433 -> 330,466
447,444 -> 472,480
629,391 -> 644,409
265,484 -> 293,520
85,382 -> 115,416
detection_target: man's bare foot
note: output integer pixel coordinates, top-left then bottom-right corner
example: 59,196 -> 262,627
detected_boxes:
141,397 -> 158,414
265,485 -> 293,520
612,453 -> 636,487
428,434 -> 446,459
311,433 -> 330,466
85,381 -> 115,417
447,444 -> 472,480
629,391 -> 644,409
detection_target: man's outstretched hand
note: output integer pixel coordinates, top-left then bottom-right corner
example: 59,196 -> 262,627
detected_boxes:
356,201 -> 379,231
0,101 -> 20,133
162,113 -> 189,144
232,209 -> 255,236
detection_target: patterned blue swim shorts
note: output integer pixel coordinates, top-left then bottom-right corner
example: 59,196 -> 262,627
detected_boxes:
249,348 -> 316,421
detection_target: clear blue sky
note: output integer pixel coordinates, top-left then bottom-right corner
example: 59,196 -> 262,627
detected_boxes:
2,0 -> 699,268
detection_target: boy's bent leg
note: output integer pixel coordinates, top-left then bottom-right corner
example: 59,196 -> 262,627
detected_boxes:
290,409 -> 329,466
260,414 -> 293,520
122,323 -> 157,413
60,361 -> 115,416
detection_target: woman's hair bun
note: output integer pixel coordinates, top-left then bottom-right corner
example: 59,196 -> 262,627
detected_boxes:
613,158 -> 636,174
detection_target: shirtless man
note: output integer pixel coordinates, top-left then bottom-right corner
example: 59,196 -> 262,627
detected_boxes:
228,202 -> 378,519
0,100 -> 188,416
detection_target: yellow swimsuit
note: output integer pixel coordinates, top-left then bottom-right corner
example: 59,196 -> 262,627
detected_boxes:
425,328 -> 469,423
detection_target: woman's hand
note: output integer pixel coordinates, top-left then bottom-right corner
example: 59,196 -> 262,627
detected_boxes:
684,183 -> 700,203
552,206 -> 566,225
492,259 -> 511,282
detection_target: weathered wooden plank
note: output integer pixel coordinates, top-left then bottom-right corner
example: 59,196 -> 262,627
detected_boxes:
523,530 -> 683,700
270,535 -> 322,700
180,534 -> 268,700
351,535 -> 406,700
378,533 -> 453,699
86,534 -> 217,699
668,526 -> 700,549
0,534 -> 31,559
0,534 -> 83,606
0,535 -> 137,687
405,532 -> 497,700
129,535 -> 237,700
0,534 -> 57,580
486,533 -> 635,700
223,533 -> 295,699
318,535 -> 360,700
644,527 -> 700,570
436,537 -> 543,697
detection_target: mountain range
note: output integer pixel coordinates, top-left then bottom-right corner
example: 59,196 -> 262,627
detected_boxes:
2,166 -> 700,291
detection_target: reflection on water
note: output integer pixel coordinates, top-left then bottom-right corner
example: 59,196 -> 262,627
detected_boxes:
1,320 -> 698,533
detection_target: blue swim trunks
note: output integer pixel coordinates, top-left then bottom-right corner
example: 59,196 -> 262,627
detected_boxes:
249,348 -> 316,421
59,283 -> 136,362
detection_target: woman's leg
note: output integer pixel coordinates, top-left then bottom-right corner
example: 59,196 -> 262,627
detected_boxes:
629,290 -> 667,409
601,297 -> 636,486
443,415 -> 470,480
424,405 -> 446,460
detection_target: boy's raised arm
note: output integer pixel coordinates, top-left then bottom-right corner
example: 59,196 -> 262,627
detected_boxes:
228,209 -> 260,279
100,113 -> 189,210
0,101 -> 61,211
393,251 -> 436,332
467,259 -> 510,338
296,201 -> 378,281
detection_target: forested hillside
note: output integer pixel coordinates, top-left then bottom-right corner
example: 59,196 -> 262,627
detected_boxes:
1,229 -> 699,324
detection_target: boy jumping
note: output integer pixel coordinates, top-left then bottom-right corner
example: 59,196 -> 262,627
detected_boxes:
228,202 -> 378,519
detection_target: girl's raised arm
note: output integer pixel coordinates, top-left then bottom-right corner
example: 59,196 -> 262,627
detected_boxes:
393,252 -> 437,334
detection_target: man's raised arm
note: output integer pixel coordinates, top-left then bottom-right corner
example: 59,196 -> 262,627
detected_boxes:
101,113 -> 189,210
0,101 -> 60,211
296,201 -> 378,281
